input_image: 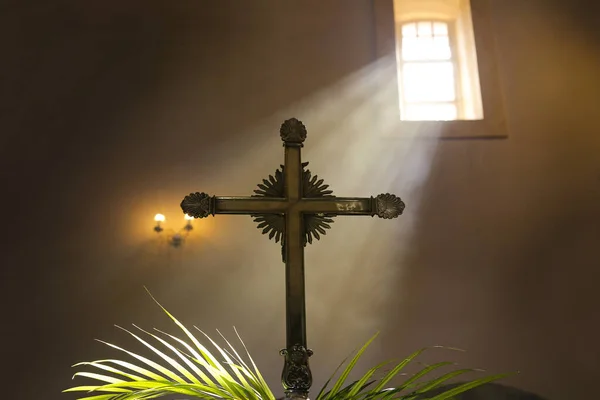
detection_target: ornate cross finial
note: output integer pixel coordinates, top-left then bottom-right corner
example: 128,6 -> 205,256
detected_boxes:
280,118 -> 307,146
180,192 -> 214,218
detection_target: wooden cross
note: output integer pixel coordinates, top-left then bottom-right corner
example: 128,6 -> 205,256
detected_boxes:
181,118 -> 405,399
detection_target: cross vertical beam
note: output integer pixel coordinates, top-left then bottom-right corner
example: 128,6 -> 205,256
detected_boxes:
180,118 -> 405,399
283,143 -> 308,355
279,133 -> 313,399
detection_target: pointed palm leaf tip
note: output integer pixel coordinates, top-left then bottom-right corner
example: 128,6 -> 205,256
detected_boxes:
65,288 -> 275,400
65,290 -> 511,399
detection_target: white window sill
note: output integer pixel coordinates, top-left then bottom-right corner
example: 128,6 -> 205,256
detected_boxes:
380,118 -> 508,140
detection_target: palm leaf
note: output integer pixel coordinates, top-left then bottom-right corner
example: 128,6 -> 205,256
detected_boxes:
314,351 -> 352,400
234,327 -> 275,400
74,395 -> 121,400
65,290 -> 275,400
65,289 -> 510,400
316,336 -> 512,400
321,332 -> 381,399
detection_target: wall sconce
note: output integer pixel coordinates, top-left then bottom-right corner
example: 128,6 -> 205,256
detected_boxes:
153,213 -> 194,248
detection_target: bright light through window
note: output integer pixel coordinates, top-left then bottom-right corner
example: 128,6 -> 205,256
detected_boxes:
392,0 -> 485,122
399,21 -> 458,121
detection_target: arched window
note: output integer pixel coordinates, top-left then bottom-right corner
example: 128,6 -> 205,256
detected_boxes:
394,0 -> 483,121
398,20 -> 459,120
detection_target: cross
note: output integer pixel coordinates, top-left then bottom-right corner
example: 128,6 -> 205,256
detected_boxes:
181,118 -> 405,399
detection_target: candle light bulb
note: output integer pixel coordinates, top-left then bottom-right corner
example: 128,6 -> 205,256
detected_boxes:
153,213 -> 165,233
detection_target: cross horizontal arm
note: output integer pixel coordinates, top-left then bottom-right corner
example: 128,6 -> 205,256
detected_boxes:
181,192 -> 287,218
298,197 -> 375,215
298,193 -> 405,219
216,197 -> 288,214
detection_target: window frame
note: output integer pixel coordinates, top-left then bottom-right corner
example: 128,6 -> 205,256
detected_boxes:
373,0 -> 508,139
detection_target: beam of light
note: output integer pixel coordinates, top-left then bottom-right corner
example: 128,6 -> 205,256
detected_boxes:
118,51 -> 446,397
174,55 -> 446,393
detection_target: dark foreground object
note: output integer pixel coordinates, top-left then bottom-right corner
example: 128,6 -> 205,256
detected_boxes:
412,382 -> 547,399
276,382 -> 547,400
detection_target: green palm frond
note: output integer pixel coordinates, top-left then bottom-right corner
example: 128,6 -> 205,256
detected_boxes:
64,290 -> 276,400
314,332 -> 513,400
65,291 -> 512,400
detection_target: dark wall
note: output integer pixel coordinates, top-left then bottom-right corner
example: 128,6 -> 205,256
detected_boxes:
1,1 -> 598,399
